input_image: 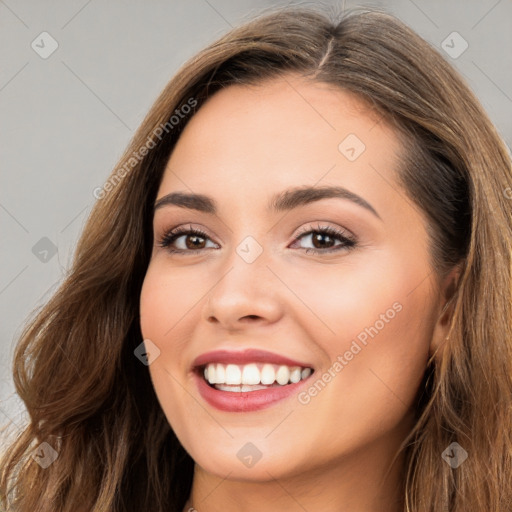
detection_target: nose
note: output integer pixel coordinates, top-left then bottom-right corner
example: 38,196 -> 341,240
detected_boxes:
202,252 -> 284,331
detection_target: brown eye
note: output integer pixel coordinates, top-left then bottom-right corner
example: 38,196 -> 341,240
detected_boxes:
185,234 -> 207,250
158,227 -> 218,253
310,232 -> 337,249
292,225 -> 357,255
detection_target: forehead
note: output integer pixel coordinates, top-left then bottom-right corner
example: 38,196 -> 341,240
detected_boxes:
159,75 -> 403,211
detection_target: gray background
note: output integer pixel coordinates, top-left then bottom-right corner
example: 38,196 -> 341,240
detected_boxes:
1,0 -> 511,443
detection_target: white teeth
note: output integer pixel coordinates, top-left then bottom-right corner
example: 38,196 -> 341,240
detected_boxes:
207,364 -> 216,384
242,364 -> 261,385
301,368 -> 312,379
276,365 -> 290,385
216,363 -> 225,384
203,362 -> 313,388
260,364 -> 275,385
225,364 -> 242,385
216,384 -> 269,392
290,367 -> 302,383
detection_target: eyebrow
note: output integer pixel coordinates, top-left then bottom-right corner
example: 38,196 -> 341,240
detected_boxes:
153,185 -> 381,220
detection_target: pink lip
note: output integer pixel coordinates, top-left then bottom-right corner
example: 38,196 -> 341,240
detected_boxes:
192,348 -> 312,369
192,371 -> 313,412
191,348 -> 314,413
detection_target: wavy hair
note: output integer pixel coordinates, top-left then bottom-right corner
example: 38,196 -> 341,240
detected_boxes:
1,6 -> 511,512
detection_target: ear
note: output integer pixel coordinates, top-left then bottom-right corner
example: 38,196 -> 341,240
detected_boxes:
429,263 -> 463,357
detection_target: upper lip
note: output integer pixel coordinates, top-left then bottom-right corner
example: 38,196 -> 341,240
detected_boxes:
192,349 -> 313,369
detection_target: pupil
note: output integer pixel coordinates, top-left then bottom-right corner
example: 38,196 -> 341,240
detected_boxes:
186,235 -> 205,249
313,233 -> 333,249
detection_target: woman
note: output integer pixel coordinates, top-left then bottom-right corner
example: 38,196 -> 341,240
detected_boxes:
1,6 -> 511,512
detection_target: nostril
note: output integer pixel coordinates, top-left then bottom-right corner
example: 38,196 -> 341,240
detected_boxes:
242,315 -> 260,321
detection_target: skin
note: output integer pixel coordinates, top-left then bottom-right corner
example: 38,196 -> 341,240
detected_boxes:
139,74 -> 457,512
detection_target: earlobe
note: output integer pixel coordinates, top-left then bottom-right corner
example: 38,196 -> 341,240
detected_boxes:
429,263 -> 463,357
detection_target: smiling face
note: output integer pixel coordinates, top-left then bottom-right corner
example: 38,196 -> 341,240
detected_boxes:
139,74 -> 451,486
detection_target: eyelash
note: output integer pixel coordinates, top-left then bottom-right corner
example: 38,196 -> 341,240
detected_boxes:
157,223 -> 357,256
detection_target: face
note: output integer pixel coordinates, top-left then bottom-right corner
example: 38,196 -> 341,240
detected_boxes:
139,75 -> 451,482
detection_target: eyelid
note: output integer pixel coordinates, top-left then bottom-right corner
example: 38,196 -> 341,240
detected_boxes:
292,222 -> 356,242
156,221 -> 358,255
289,223 -> 357,254
156,223 -> 217,249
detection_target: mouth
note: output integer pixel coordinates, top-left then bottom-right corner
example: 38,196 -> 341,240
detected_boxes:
191,349 -> 315,412
191,348 -> 315,412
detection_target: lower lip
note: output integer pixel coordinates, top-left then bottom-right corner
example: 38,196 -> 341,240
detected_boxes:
193,371 -> 312,412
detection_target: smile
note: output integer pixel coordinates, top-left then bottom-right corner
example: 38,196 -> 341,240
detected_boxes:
192,349 -> 315,412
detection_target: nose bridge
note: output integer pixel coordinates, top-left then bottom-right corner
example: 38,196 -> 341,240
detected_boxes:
203,234 -> 283,326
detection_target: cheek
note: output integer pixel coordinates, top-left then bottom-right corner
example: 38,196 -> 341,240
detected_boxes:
139,270 -> 169,342
139,261 -> 199,344
294,301 -> 433,454
290,253 -> 436,427
139,264 -> 198,435
281,250 -> 434,353
139,263 -> 193,390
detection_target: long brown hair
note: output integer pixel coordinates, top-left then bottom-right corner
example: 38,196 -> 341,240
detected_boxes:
1,6 -> 511,511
